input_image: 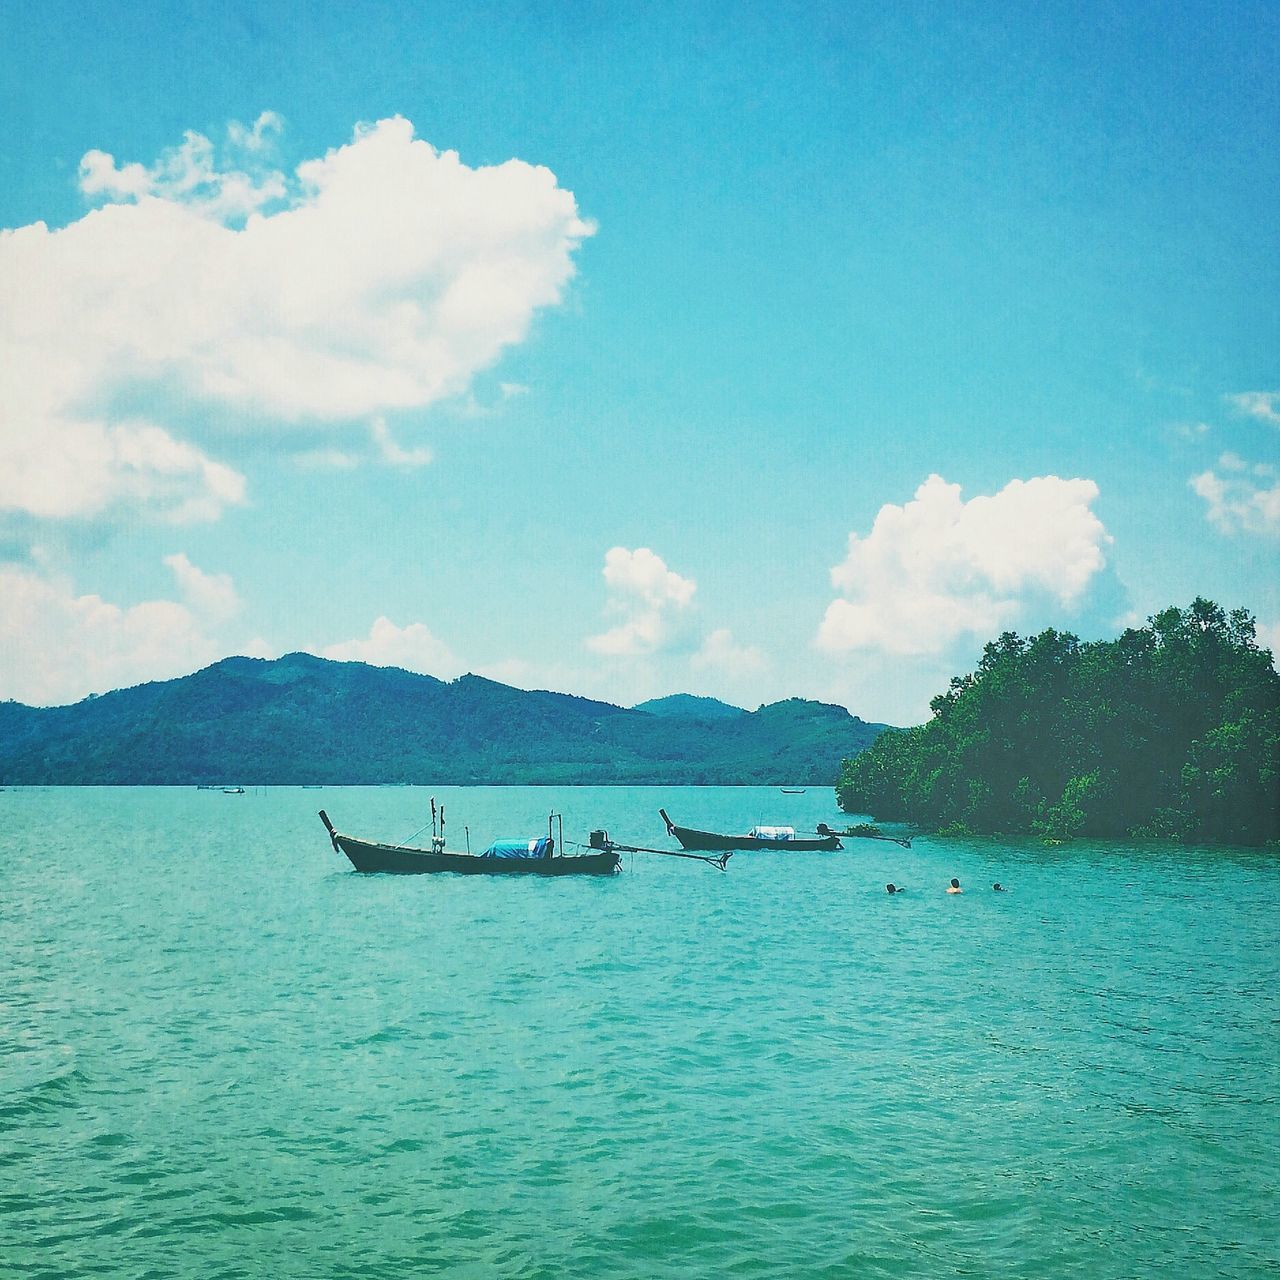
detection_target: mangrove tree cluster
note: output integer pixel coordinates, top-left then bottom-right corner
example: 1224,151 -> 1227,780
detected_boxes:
837,600 -> 1280,845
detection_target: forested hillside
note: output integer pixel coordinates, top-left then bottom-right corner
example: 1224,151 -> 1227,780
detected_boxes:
837,600 -> 1279,845
0,653 -> 886,785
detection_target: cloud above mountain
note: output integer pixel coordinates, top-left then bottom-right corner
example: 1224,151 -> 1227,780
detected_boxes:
0,561 -> 227,704
817,474 -> 1111,657
587,547 -> 697,656
321,616 -> 459,678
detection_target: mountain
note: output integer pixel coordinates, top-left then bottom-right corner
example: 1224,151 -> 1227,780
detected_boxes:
633,694 -> 745,719
0,653 -> 889,786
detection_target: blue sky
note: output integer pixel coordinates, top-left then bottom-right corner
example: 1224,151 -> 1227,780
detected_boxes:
1,1 -> 1276,722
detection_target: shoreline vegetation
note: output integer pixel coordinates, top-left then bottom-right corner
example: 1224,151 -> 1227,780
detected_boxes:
837,600 -> 1280,847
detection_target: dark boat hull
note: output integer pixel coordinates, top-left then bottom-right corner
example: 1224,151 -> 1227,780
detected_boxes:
659,810 -> 841,852
333,832 -> 621,876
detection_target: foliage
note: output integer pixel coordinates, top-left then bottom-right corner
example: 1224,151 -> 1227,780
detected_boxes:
0,654 -> 888,786
837,600 -> 1280,846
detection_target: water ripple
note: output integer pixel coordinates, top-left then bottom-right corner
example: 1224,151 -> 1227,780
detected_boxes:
1,786 -> 1277,1278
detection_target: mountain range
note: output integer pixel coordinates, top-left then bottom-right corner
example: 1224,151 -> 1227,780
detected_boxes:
0,653 -> 889,785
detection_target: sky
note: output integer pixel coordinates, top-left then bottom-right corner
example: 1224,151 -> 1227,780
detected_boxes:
1,0 -> 1276,724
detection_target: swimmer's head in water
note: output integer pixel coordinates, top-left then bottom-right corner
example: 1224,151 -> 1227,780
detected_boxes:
993,882 -> 1005,891
886,883 -> 896,893
950,878 -> 961,889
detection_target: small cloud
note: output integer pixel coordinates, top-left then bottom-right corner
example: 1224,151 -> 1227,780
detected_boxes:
586,547 -> 696,656
1226,391 -> 1280,427
239,636 -> 280,660
80,119 -> 288,223
1190,461 -> 1280,536
321,616 -> 457,677
226,110 -> 285,154
370,418 -> 432,468
691,628 -> 766,676
499,382 -> 530,399
1171,421 -> 1210,441
78,150 -> 151,200
163,552 -> 240,622
0,416 -> 246,524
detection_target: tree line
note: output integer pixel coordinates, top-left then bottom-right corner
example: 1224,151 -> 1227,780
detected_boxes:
837,600 -> 1280,845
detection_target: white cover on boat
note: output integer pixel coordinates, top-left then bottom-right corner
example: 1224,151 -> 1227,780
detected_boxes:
748,826 -> 795,840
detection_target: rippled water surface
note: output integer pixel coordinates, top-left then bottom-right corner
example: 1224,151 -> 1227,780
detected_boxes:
3,786 -> 1278,1278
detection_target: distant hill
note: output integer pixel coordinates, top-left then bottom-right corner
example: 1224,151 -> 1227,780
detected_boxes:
633,694 -> 745,719
0,654 -> 890,786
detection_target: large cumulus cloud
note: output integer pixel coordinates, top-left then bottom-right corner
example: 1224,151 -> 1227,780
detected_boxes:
0,115 -> 594,525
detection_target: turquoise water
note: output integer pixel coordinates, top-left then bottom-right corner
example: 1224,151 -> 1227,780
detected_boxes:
3,786 -> 1278,1278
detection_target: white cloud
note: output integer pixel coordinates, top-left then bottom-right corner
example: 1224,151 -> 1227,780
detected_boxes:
0,565 -> 222,705
238,636 -> 281,660
1,114 -> 593,527
586,547 -> 696,656
163,553 -> 240,622
817,474 -> 1111,657
320,616 -> 458,677
1190,457 -> 1280,535
226,110 -> 285,155
0,411 -> 246,524
80,127 -> 287,223
370,418 -> 432,468
1226,391 -> 1280,427
691,628 -> 766,675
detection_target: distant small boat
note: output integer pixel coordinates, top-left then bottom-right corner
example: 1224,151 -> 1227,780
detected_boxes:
660,809 -> 842,852
320,811 -> 620,876
780,788 -> 806,794
222,787 -> 245,794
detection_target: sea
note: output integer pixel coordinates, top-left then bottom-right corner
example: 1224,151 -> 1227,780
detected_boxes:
3,785 -> 1278,1279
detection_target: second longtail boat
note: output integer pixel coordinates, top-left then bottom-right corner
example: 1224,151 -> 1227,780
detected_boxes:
659,808 -> 842,852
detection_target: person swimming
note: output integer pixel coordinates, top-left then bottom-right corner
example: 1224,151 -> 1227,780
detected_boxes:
946,877 -> 963,894
886,882 -> 904,894
992,882 -> 1007,892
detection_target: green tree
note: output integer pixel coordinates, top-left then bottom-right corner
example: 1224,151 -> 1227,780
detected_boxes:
837,600 -> 1280,846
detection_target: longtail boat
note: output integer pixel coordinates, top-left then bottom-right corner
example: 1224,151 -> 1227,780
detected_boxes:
319,810 -> 620,876
659,808 -> 842,852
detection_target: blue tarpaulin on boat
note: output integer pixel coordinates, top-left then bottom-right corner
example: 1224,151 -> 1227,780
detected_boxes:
482,837 -> 552,859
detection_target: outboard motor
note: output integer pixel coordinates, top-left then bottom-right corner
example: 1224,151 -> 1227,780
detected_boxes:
589,829 -> 610,850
